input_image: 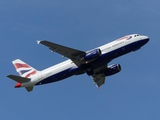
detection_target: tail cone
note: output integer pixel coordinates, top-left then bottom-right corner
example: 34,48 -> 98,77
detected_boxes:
15,82 -> 21,88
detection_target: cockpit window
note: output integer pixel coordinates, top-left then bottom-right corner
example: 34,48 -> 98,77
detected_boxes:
134,34 -> 140,37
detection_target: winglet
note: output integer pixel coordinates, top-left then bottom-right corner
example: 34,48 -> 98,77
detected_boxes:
25,86 -> 34,92
37,40 -> 41,44
96,85 -> 99,89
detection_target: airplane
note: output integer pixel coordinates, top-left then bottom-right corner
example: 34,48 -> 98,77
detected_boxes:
7,34 -> 149,92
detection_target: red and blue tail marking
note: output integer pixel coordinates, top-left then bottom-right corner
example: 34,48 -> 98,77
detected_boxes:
12,59 -> 38,78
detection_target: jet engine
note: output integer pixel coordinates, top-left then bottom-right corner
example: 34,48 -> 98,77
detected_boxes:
82,49 -> 101,63
104,64 -> 121,76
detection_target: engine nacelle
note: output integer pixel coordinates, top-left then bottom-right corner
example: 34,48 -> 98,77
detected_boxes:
104,64 -> 121,76
83,49 -> 101,62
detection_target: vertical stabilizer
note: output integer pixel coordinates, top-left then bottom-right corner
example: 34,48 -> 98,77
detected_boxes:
12,59 -> 38,78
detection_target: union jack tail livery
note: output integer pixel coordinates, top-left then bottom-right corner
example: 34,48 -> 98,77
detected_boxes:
12,59 -> 37,78
7,59 -> 39,92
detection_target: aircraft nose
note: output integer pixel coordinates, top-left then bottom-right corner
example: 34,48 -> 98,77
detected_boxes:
142,35 -> 149,43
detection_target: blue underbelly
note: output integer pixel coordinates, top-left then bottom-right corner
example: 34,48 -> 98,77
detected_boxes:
35,69 -> 73,85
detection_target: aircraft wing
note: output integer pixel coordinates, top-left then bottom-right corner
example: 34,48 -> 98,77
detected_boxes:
38,40 -> 86,66
92,73 -> 105,88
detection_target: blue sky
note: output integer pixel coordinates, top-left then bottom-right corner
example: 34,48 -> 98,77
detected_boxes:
0,0 -> 160,120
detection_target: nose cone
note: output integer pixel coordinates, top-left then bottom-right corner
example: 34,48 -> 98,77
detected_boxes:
142,36 -> 149,43
140,36 -> 149,46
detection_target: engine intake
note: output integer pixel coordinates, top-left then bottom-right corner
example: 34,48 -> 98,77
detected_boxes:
82,49 -> 101,62
104,64 -> 121,76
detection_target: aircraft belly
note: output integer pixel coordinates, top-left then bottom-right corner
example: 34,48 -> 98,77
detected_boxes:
35,69 -> 73,85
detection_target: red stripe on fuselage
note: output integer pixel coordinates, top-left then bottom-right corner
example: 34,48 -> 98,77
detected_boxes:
117,36 -> 129,41
25,70 -> 37,78
14,63 -> 30,69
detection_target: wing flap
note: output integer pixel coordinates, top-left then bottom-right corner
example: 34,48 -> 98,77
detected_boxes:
92,73 -> 105,88
39,40 -> 86,66
7,74 -> 30,83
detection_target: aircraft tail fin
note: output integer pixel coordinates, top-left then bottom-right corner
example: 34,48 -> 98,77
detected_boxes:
7,59 -> 36,92
12,59 -> 38,78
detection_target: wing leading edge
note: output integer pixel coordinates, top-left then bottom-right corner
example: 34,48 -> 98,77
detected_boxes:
38,40 -> 86,66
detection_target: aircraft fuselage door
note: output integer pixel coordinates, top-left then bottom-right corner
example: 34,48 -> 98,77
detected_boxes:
125,36 -> 132,44
125,39 -> 130,44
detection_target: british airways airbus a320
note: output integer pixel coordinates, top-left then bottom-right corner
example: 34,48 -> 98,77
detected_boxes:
7,34 -> 149,92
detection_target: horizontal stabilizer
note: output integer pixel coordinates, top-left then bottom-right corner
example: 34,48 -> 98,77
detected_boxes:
25,86 -> 33,92
7,74 -> 30,83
